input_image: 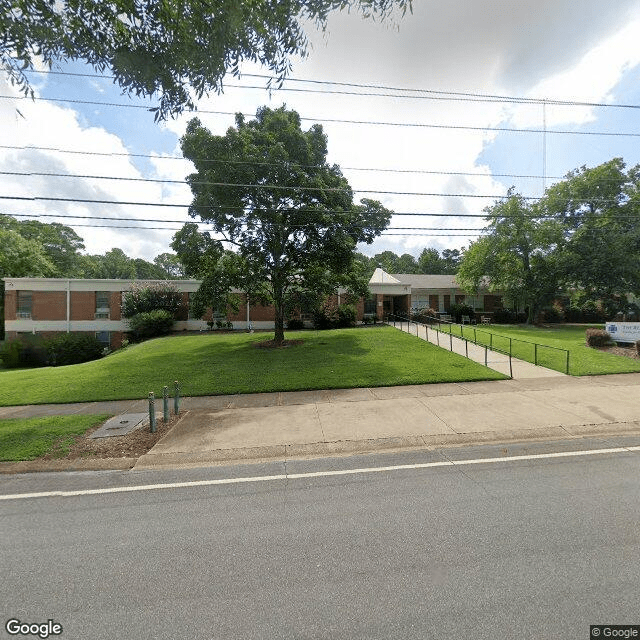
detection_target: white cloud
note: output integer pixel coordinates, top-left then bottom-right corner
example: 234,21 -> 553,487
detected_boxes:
3,0 -> 640,262
0,77 -> 189,260
508,10 -> 640,128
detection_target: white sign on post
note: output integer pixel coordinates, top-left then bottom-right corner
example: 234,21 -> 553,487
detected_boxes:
605,322 -> 640,343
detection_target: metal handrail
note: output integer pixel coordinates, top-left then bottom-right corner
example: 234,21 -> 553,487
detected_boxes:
387,313 -> 570,375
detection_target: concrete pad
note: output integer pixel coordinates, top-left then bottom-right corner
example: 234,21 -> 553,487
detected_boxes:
586,373 -> 640,386
286,436 -> 428,459
415,383 -> 472,397
509,377 -> 590,390
279,389 -> 333,406
317,397 -> 453,441
369,385 -> 433,400
327,388 -> 377,402
89,413 -> 147,438
540,385 -> 640,424
457,380 -> 524,394
227,393 -> 281,408
149,405 -> 324,454
183,395 -> 237,410
421,391 -> 590,433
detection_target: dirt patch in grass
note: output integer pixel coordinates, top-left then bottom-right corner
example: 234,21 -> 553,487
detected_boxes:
595,344 -> 639,360
252,339 -> 304,349
40,413 -> 182,461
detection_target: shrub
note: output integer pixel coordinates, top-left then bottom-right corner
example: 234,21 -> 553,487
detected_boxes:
586,328 -> 612,347
128,310 -> 175,341
449,303 -> 475,323
636,340 -> 640,357
0,340 -> 22,368
121,282 -> 183,319
541,305 -> 564,323
45,333 -> 104,366
411,308 -> 437,324
0,336 -> 49,368
336,304 -> 357,328
313,306 -> 336,330
287,318 -> 304,330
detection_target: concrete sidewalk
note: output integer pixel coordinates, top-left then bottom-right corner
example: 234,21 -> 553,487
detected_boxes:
389,319 -> 566,378
134,373 -> 640,470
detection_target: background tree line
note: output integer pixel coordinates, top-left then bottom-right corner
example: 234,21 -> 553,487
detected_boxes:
0,214 -> 185,339
356,247 -> 463,276
457,158 -> 640,323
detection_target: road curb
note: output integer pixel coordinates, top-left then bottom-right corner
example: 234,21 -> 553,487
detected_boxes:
132,421 -> 640,470
0,457 -> 137,475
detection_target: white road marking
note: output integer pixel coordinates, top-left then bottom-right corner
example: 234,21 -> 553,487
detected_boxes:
1,445 -> 639,501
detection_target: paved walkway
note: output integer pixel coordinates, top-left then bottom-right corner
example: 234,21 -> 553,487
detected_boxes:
388,319 -> 566,378
130,372 -> 640,469
2,374 -> 640,472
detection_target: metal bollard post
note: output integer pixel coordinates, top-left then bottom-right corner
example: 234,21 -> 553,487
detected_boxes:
534,343 -> 538,366
163,386 -> 169,423
566,351 -> 570,375
465,339 -> 468,358
484,345 -> 488,366
148,392 -> 156,433
174,380 -> 180,415
449,333 -> 453,351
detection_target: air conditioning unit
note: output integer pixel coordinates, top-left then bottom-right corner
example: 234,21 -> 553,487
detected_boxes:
17,312 -> 31,319
95,312 -> 110,319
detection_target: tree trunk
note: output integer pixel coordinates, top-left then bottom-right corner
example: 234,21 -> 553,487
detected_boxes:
274,307 -> 285,345
273,281 -> 286,345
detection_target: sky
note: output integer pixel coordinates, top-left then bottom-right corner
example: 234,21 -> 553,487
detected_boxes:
2,0 -> 640,263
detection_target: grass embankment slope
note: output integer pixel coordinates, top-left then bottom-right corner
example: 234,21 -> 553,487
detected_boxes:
458,324 -> 640,376
0,326 -> 506,406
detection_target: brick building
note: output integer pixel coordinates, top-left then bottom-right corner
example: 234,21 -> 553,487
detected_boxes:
2,271 -> 502,349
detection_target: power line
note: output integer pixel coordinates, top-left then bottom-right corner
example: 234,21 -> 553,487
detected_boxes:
0,165 -> 560,183
1,213 -> 485,236
0,188 -> 543,205
4,146 -> 635,188
3,94 -> 640,137
24,68 -> 640,110
0,211 -> 482,231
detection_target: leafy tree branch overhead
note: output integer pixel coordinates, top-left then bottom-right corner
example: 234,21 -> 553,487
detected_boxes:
2,0 -> 411,120
175,105 -> 393,344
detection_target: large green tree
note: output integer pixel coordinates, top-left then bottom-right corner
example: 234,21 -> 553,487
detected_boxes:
177,106 -> 392,343
0,215 -> 86,276
3,0 -> 410,120
457,193 -> 562,323
540,158 -> 640,304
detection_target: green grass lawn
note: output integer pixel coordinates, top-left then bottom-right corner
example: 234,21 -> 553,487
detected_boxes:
0,415 -> 110,461
446,323 -> 640,376
0,326 -> 506,406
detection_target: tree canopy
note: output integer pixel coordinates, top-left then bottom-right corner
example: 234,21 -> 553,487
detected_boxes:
175,105 -> 392,343
458,158 -> 640,323
457,193 -> 562,323
3,0 -> 411,120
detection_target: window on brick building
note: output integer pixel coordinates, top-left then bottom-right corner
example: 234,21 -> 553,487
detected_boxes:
96,331 -> 110,347
17,291 -> 32,318
95,292 -> 110,319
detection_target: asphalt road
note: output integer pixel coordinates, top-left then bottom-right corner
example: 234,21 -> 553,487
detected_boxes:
1,438 -> 640,640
